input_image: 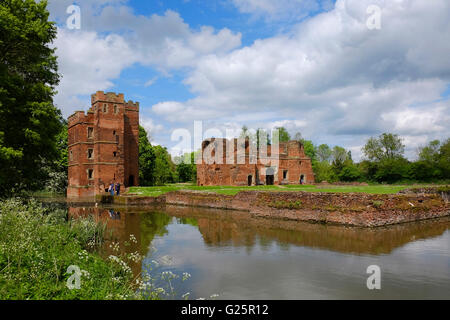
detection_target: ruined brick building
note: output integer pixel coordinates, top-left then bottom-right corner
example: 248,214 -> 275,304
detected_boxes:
67,91 -> 139,198
197,139 -> 315,186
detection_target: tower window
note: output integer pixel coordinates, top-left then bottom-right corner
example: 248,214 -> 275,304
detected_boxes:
88,149 -> 94,159
87,127 -> 94,138
114,104 -> 118,114
88,169 -> 94,180
103,104 -> 108,113
113,151 -> 117,157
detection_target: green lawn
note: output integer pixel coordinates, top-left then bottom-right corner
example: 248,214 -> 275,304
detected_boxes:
127,183 -> 418,197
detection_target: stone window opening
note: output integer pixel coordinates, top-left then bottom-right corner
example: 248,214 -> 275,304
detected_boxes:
87,127 -> 94,139
87,149 -> 94,159
103,104 -> 108,113
114,104 -> 118,114
283,170 -> 288,180
88,169 -> 94,180
113,151 -> 117,157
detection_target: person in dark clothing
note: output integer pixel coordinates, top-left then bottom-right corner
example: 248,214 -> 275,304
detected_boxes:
115,183 -> 121,196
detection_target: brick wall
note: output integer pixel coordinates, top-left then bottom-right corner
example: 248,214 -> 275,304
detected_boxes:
197,139 -> 315,186
67,91 -> 139,198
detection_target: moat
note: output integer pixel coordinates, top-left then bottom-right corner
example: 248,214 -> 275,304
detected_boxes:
67,202 -> 449,299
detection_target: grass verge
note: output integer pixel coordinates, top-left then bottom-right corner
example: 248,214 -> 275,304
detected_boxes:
127,184 -> 417,197
0,198 -> 157,300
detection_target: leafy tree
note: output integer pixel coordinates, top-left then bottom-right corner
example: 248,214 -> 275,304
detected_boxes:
0,0 -> 62,195
256,128 -> 270,147
374,158 -> 411,183
239,125 -> 249,138
418,140 -> 441,163
175,152 -> 197,183
331,146 -> 348,168
42,120 -> 68,193
411,140 -> 442,181
316,144 -> 332,163
438,138 -> 450,179
301,139 -> 316,162
312,161 -> 334,182
293,132 -> 303,141
139,126 -> 156,186
363,133 -> 405,161
338,161 -> 361,182
153,146 -> 178,185
273,127 -> 291,143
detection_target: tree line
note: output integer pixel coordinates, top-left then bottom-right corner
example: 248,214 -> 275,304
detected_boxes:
243,127 -> 450,184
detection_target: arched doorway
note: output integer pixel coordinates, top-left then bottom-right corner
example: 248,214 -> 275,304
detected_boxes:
300,174 -> 305,185
248,175 -> 253,186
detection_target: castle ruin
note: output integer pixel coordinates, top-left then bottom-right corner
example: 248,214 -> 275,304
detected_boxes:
197,138 -> 315,186
67,91 -> 139,198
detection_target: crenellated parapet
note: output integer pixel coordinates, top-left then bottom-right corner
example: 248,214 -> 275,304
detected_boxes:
67,91 -> 140,199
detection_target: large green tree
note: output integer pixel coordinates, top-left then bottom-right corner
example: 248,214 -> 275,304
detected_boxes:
316,144 -> 332,163
175,152 -> 197,183
438,138 -> 450,179
0,0 -> 62,194
139,126 -> 178,186
362,133 -> 405,161
139,126 -> 156,186
273,127 -> 291,143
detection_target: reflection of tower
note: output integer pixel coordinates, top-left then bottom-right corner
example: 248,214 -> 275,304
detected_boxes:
68,206 -> 142,277
67,91 -> 139,198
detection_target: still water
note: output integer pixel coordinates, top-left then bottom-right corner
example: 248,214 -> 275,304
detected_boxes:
69,204 -> 450,300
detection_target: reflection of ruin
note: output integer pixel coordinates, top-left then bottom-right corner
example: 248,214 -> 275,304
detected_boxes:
69,204 -> 450,258
161,206 -> 450,255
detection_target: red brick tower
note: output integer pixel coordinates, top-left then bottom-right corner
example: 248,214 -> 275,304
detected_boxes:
67,91 -> 139,199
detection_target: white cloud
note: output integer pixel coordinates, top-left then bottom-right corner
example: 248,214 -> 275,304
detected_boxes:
144,77 -> 158,87
140,117 -> 164,142
150,0 -> 450,159
50,3 -> 241,116
53,28 -> 136,114
49,0 -> 450,160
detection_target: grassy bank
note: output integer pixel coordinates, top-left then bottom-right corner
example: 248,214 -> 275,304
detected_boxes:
127,183 -> 421,197
0,199 -> 156,300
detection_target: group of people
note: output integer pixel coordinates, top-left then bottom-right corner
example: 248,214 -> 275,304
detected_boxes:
108,182 -> 121,196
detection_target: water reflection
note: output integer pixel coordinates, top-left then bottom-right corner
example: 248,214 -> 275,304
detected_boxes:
69,205 -> 450,255
68,204 -> 450,299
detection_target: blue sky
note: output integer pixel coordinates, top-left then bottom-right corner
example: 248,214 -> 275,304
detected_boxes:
48,0 -> 450,160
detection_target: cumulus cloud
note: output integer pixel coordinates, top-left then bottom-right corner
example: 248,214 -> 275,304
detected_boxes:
49,0 -> 450,160
49,1 -> 241,115
53,28 -> 136,114
140,117 -> 164,142
152,0 -> 450,159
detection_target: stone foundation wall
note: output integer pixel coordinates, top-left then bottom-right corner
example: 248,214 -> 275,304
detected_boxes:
101,190 -> 450,227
